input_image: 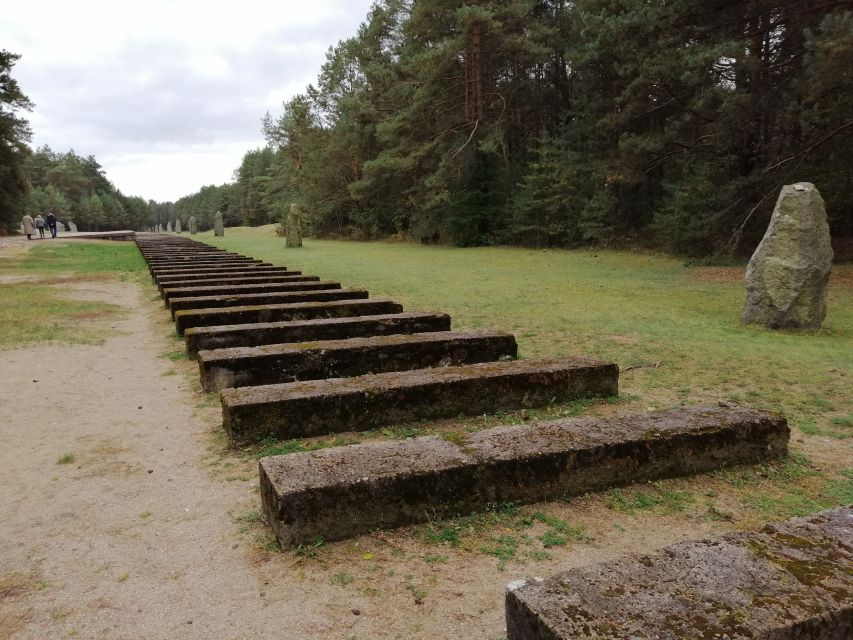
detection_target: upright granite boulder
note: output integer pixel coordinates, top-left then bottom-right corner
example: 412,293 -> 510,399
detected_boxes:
188,216 -> 198,234
742,183 -> 833,329
214,210 -> 224,237
285,203 -> 303,248
175,218 -> 182,233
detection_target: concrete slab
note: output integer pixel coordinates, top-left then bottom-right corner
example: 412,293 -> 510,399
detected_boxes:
505,506 -> 851,639
223,356 -> 618,443
184,311 -> 450,356
259,406 -> 788,545
168,288 -> 367,318
198,329 -> 518,390
174,298 -> 404,334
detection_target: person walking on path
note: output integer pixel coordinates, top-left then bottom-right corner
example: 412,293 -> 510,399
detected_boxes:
21,214 -> 34,240
46,211 -> 57,238
34,214 -> 46,239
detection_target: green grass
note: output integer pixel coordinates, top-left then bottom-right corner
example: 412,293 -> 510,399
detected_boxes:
203,227 -> 853,447
1,242 -> 146,274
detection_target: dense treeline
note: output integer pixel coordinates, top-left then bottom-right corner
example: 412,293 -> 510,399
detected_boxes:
24,146 -> 155,232
0,51 -> 32,232
5,4 -> 852,253
235,0 -> 852,254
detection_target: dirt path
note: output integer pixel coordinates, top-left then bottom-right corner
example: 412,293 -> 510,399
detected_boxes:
0,279 -> 271,639
3,269 -> 822,639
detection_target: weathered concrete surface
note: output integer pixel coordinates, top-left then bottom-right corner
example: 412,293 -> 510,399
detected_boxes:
156,269 -> 301,290
223,356 -> 618,443
742,183 -> 834,329
168,288 -> 365,318
162,280 -> 341,305
505,506 -> 851,640
175,298 -> 404,334
199,329 -> 517,391
149,258 -> 263,270
158,274 -> 317,292
151,263 -> 274,276
259,406 -> 788,545
184,311 -> 450,356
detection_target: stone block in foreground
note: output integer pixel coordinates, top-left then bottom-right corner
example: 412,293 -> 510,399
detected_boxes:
184,311 -> 450,356
175,298 -> 403,335
259,406 -> 788,545
506,506 -> 850,640
224,356 -> 618,443
168,288 -> 367,318
162,280 -> 341,304
199,329 -> 517,391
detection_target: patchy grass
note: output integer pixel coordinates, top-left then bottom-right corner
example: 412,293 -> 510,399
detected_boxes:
0,283 -> 122,349
1,242 -> 145,275
0,242 -> 146,349
56,453 -> 76,465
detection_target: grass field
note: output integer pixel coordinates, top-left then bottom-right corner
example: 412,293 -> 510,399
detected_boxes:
202,226 -> 853,442
0,242 -> 145,349
191,226 -> 853,546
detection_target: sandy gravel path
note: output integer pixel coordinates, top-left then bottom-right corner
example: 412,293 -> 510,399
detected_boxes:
0,279 -> 270,639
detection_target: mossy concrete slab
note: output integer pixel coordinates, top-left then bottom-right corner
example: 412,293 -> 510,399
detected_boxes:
175,298 -> 404,334
198,329 -> 517,390
224,356 -> 618,443
156,270 -> 303,290
162,280 -> 341,305
184,311 -> 450,356
168,288 -> 367,318
152,265 -> 285,279
158,274 -> 315,293
506,506 -> 851,639
259,406 -> 787,545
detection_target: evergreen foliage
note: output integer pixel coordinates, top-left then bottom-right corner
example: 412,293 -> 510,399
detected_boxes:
0,50 -> 33,232
232,0 -> 853,254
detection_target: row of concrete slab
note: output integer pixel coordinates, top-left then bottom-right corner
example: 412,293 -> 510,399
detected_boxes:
134,234 -> 850,638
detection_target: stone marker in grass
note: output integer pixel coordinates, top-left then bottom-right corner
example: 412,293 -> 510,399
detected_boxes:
224,356 -> 618,444
505,505 -> 849,640
198,329 -> 518,390
742,182 -> 833,330
184,311 -> 450,356
259,406 -> 787,545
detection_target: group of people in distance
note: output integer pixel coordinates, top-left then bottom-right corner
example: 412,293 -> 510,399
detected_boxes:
21,212 -> 58,240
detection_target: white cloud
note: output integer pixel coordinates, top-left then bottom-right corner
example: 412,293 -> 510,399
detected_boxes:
1,0 -> 376,201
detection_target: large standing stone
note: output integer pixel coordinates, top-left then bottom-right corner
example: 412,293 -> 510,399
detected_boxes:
188,216 -> 198,234
285,203 -> 303,248
68,221 -> 78,233
214,211 -> 224,237
167,221 -> 172,232
742,183 -> 833,329
175,218 -> 182,233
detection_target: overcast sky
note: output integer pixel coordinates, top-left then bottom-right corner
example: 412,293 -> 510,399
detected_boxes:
2,0 -> 376,202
